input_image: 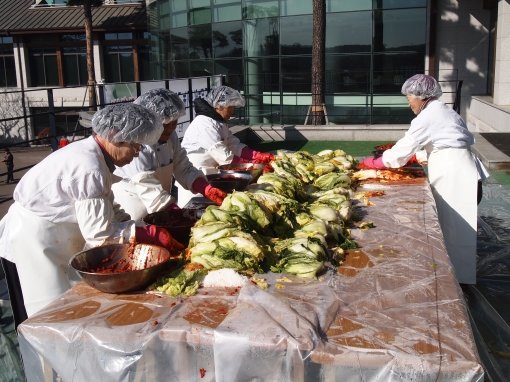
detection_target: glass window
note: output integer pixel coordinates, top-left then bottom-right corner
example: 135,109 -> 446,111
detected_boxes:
243,0 -> 278,19
281,56 -> 311,93
280,15 -> 312,55
29,49 -> 58,87
138,44 -> 152,81
170,27 -> 189,60
105,32 -> 133,41
243,17 -> 279,56
0,56 -> 16,87
244,57 -> 279,93
374,0 -> 427,9
215,59 -> 243,89
373,9 -> 426,52
280,0 -> 311,16
327,0 -> 371,12
0,36 -> 13,44
372,52 -> 425,93
172,61 -> 190,78
104,45 -> 134,83
159,0 -> 171,29
63,47 -> 87,86
190,59 -> 213,76
189,0 -> 211,25
326,11 -> 371,53
213,21 -> 242,58
170,0 -> 188,28
61,34 -> 85,42
213,0 -> 241,22
189,24 -> 212,58
325,54 -> 371,93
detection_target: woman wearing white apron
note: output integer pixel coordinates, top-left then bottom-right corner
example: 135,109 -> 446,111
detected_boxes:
360,74 -> 488,284
112,89 -> 227,222
0,103 -> 182,322
178,86 -> 275,207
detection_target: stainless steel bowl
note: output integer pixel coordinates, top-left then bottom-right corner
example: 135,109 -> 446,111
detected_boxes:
206,172 -> 252,193
70,243 -> 177,294
218,163 -> 265,181
143,209 -> 199,246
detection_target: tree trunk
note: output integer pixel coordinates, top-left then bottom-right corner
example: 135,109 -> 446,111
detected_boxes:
84,0 -> 97,110
310,0 -> 325,125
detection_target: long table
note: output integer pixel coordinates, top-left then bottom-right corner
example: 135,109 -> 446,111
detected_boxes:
18,177 -> 484,381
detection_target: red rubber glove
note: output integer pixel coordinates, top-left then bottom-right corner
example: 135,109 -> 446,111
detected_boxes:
359,156 -> 386,170
163,203 -> 181,212
136,225 -> 185,250
192,177 -> 227,205
240,147 -> 274,164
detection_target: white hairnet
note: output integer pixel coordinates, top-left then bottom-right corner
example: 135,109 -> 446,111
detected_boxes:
205,85 -> 245,108
134,88 -> 185,124
401,74 -> 443,99
92,103 -> 163,145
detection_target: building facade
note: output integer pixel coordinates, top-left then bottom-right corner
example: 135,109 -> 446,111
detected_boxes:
146,0 -> 509,132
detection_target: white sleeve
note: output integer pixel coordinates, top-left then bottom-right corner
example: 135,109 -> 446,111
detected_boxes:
130,171 -> 174,213
208,141 -> 235,165
75,197 -> 135,249
381,134 -> 421,168
223,127 -> 246,157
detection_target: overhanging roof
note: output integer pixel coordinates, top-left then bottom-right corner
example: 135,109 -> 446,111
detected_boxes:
0,0 -> 147,34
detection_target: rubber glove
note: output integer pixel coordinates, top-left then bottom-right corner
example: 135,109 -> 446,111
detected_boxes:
192,177 -> 227,205
359,156 -> 386,170
136,225 -> 185,250
163,203 -> 181,212
240,147 -> 275,164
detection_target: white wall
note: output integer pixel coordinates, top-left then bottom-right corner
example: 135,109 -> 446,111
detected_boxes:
435,0 -> 491,120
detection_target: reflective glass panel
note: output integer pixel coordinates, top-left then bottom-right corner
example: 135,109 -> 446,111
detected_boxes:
44,54 -> 58,86
281,56 -> 311,92
373,9 -> 426,52
327,0 -> 371,12
170,0 -> 188,28
244,57 -> 279,92
280,15 -> 312,55
189,0 -> 211,25
190,59 -> 213,76
4,56 -> 16,87
280,0 -> 311,16
170,28 -> 189,60
375,0 -> 427,9
213,21 -> 242,58
372,52 -> 425,93
326,11 -> 371,53
215,59 -> 243,88
213,0 -> 241,22
243,0 -> 279,19
189,24 -> 212,59
243,18 -> 279,56
325,54 -> 371,93
119,52 -> 134,82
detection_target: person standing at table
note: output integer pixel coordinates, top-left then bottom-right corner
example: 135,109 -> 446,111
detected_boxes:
112,88 -> 227,222
178,85 -> 274,206
0,103 -> 183,322
3,148 -> 14,183
360,74 -> 488,285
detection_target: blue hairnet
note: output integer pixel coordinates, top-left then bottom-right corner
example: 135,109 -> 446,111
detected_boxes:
205,86 -> 245,108
92,103 -> 163,145
401,74 -> 443,99
134,88 -> 185,124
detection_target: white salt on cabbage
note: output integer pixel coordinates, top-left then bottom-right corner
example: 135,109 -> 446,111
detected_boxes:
202,268 -> 248,288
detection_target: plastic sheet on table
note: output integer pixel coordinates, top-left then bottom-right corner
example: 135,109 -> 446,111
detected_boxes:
18,179 -> 484,381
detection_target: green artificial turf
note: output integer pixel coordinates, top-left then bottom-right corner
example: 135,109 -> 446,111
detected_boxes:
250,140 -> 390,158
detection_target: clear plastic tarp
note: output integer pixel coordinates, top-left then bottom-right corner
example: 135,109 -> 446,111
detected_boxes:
18,178 -> 484,382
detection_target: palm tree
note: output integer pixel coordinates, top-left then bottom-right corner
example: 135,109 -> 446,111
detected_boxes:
309,0 -> 326,125
67,0 -> 102,109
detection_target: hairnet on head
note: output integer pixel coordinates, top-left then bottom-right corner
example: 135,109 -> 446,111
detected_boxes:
92,103 -> 163,145
134,88 -> 185,124
401,74 -> 443,99
205,85 -> 245,108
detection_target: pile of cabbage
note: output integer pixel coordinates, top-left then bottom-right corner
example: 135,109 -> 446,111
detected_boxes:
153,149 -> 358,295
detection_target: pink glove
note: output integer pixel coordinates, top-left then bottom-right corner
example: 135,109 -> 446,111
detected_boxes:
136,225 -> 185,250
240,147 -> 274,164
359,156 -> 386,170
192,177 -> 227,205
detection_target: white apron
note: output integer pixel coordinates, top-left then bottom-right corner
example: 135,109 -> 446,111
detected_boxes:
112,161 -> 175,224
176,152 -> 211,208
1,202 -> 85,316
428,148 -> 478,284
